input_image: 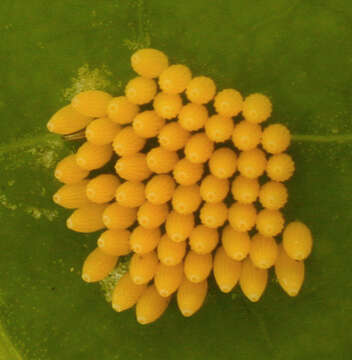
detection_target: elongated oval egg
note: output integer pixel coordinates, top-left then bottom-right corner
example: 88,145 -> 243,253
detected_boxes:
66,204 -> 107,233
53,180 -> 90,209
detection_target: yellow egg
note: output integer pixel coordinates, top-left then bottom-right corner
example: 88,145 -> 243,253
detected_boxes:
184,250 -> 212,283
221,225 -> 250,261
153,92 -> 183,119
184,133 -> 214,164
186,76 -> 216,104
172,158 -> 204,186
256,209 -> 284,237
76,142 -> 113,171
228,202 -> 257,232
136,284 -> 170,325
250,233 -> 278,269
205,114 -> 234,142
177,278 -> 208,317
47,105 -> 92,135
112,273 -> 147,312
232,120 -> 262,151
178,103 -> 208,131
85,117 -> 121,145
113,126 -> 146,157
157,234 -> 187,266
266,153 -> 295,182
237,148 -> 267,179
283,221 -> 313,261
165,211 -> 194,242
137,201 -> 169,229
131,48 -> 169,78
107,96 -> 140,124
66,204 -> 107,233
154,262 -> 184,297
158,122 -> 190,151
54,154 -> 89,184
172,184 -> 202,214
97,229 -> 131,256
145,175 -> 176,205
208,148 -> 237,179
146,147 -> 179,174
115,181 -> 146,208
53,180 -> 90,209
102,202 -> 137,230
213,246 -> 241,293
86,174 -> 120,204
72,90 -> 112,117
125,77 -> 157,105
81,247 -> 118,282
189,225 -> 219,254
199,202 -> 228,228
214,89 -> 243,117
115,153 -> 152,181
259,181 -> 288,210
130,226 -> 161,254
242,93 -> 272,124
231,175 -> 259,204
159,64 -> 192,94
133,110 -> 165,138
200,175 -> 229,203
262,124 -> 291,154
129,251 -> 159,285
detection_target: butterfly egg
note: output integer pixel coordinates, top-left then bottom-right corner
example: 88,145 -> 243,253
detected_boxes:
200,175 -> 229,203
47,105 -> 92,135
199,202 -> 228,229
237,148 -> 267,179
159,64 -> 192,94
250,233 -> 278,269
173,158 -> 204,186
129,251 -> 159,285
186,76 -> 216,104
205,114 -> 234,142
82,247 -> 118,283
158,122 -> 190,151
112,273 -> 147,312
133,110 -> 165,138
146,147 -> 179,174
157,234 -> 187,266
266,153 -> 295,182
231,175 -> 260,204
242,93 -> 272,124
232,120 -> 262,151
137,202 -> 169,229
184,133 -> 214,164
275,245 -> 305,297
178,103 -> 208,131
172,184 -> 202,214
283,221 -> 313,261
115,181 -> 145,208
189,225 -> 219,254
102,202 -> 137,229
177,278 -> 208,317
155,262 -> 184,297
208,148 -> 237,179
136,284 -> 171,325
221,225 -> 250,261
115,153 -> 152,181
153,92 -> 183,119
131,48 -> 169,78
130,226 -> 161,254
53,180 -> 90,209
86,174 -> 120,204
256,209 -> 284,237
113,126 -> 146,157
85,117 -> 121,145
66,204 -> 107,233
97,229 -> 131,256
76,142 -> 113,171
125,76 -> 157,105
72,90 -> 112,117
184,251 -> 212,283
262,123 -> 291,154
213,246 -> 242,293
54,154 -> 89,184
228,202 -> 257,232
145,175 -> 176,205
107,96 -> 140,124
165,211 -> 194,242
214,89 -> 243,117
259,181 -> 288,210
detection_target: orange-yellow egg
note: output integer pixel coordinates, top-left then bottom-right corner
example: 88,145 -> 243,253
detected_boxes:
172,184 -> 202,214
115,153 -> 152,181
184,250 -> 212,283
237,148 -> 267,179
199,202 -> 228,229
200,175 -> 229,203
125,77 -> 157,105
133,110 -> 165,138
189,225 -> 219,254
53,180 -> 90,209
146,147 -> 179,174
85,117 -> 121,145
102,202 -> 137,229
54,154 -> 89,184
186,76 -> 216,104
159,64 -> 192,94
165,211 -> 194,242
205,114 -> 234,142
259,181 -> 288,210
232,120 -> 262,151
113,126 -> 146,157
256,209 -> 284,237
262,124 -> 291,154
184,133 -> 214,164
172,158 -> 204,186
86,174 -> 120,204
231,175 -> 259,204
249,233 -> 278,269
130,226 -> 161,254
97,229 -> 131,256
178,103 -> 208,131
107,96 -> 140,124
214,89 -> 243,117
76,142 -> 113,171
145,175 -> 175,205
154,262 -> 184,297
137,201 -> 169,229
208,148 -> 237,179
158,122 -> 190,151
129,251 -> 159,285
72,90 -> 112,117
115,181 -> 145,208
242,93 -> 272,124
66,204 -> 107,233
221,225 -> 250,261
153,92 -> 183,119
157,234 -> 187,266
228,202 -> 257,232
266,153 -> 295,182
131,48 -> 169,78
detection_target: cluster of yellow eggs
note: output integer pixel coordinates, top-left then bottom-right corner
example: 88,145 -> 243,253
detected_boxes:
48,48 -> 313,325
